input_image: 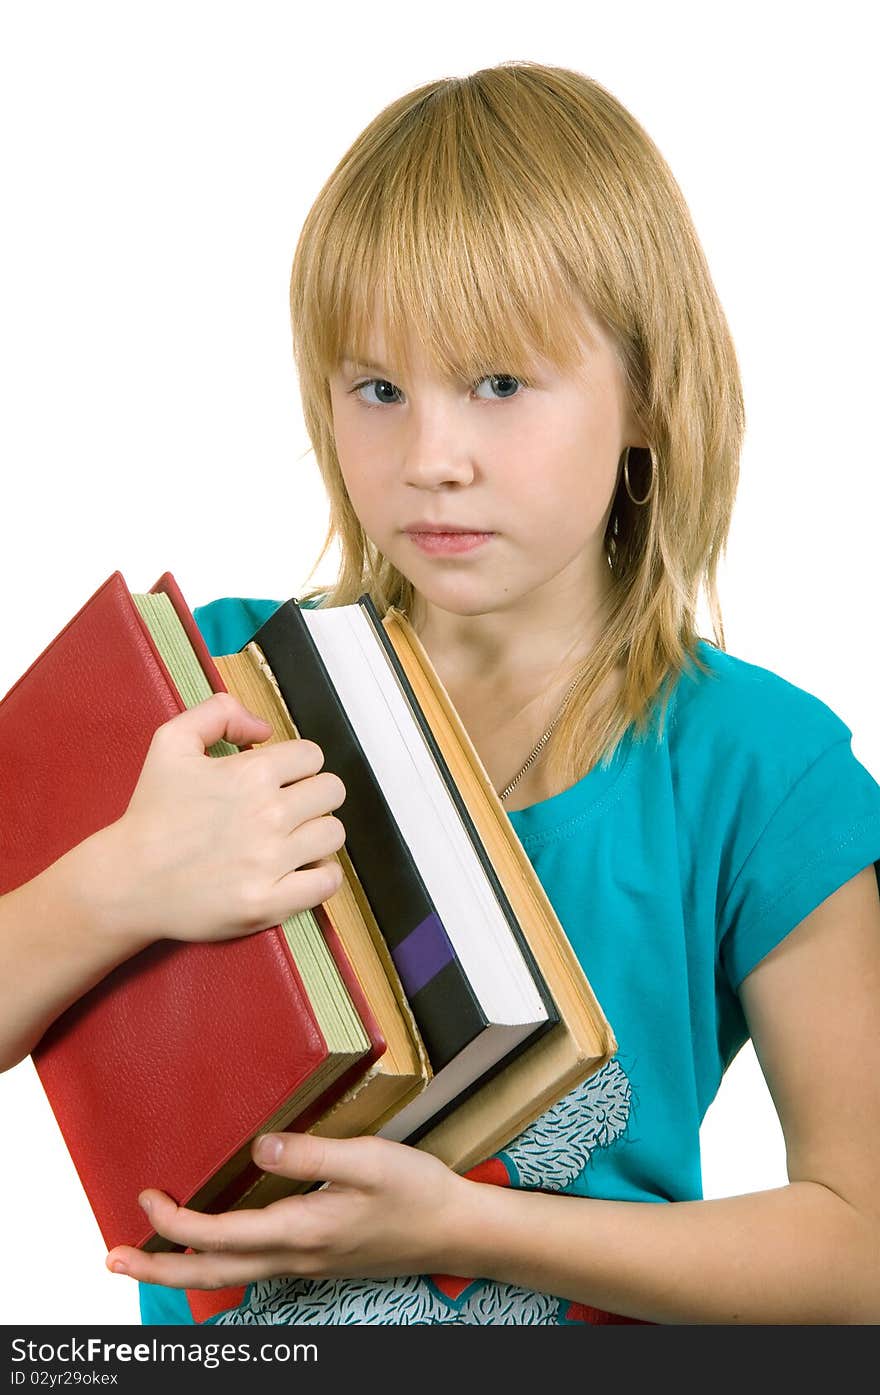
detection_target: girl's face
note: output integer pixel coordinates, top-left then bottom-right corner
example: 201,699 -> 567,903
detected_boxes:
328,312 -> 644,621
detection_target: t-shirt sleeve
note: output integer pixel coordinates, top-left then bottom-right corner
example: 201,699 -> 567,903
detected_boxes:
718,729 -> 880,992
192,593 -> 326,657
192,595 -> 283,656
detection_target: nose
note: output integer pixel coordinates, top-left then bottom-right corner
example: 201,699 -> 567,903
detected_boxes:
402,456 -> 475,490
400,418 -> 476,490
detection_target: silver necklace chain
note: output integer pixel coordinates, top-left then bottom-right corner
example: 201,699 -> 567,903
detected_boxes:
497,666 -> 586,802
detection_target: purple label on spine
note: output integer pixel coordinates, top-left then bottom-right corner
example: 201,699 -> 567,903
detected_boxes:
392,912 -> 455,997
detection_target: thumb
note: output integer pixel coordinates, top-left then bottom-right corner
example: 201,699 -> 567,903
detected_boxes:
158,691 -> 273,757
253,1131 -> 383,1190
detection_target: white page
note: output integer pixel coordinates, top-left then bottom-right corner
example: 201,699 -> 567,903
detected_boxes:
301,605 -> 547,1025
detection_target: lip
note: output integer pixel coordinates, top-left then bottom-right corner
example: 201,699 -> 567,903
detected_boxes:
403,522 -> 492,533
405,528 -> 495,556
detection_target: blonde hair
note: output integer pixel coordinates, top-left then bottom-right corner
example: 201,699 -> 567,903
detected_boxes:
289,60 -> 744,788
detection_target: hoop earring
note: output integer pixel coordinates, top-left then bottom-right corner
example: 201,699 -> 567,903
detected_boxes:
622,445 -> 657,506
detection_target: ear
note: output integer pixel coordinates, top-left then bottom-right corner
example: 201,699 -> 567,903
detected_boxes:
623,412 -> 650,451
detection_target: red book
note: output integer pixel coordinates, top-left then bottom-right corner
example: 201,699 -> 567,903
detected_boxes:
0,570 -> 383,1253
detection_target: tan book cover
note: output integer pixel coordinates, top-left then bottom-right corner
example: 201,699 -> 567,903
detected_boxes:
380,607 -> 617,1173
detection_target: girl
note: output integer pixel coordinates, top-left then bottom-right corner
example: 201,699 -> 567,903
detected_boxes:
4,60 -> 880,1326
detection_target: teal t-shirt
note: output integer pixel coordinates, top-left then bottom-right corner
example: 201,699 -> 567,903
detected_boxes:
140,595 -> 880,1325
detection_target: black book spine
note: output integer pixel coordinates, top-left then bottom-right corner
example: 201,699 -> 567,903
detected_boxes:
357,594 -> 559,1030
250,599 -> 487,1071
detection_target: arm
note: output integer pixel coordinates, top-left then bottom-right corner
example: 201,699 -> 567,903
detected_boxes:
0,695 -> 344,1075
107,863 -> 880,1325
0,823 -> 153,1073
450,859 -> 880,1323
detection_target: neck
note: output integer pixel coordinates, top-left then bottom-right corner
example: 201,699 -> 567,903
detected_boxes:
409,555 -> 614,687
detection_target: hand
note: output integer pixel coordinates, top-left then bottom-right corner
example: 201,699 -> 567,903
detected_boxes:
105,692 -> 347,946
104,1132 -> 478,1290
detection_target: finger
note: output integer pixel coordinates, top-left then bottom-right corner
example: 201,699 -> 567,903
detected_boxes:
272,857 -> 344,915
123,1189 -> 315,1257
253,1130 -> 385,1191
252,737 -> 327,785
106,1242 -> 295,1291
156,692 -> 274,756
285,813 -> 346,868
282,770 -> 347,824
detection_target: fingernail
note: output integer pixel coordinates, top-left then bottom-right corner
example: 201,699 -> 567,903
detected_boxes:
256,1134 -> 282,1164
139,1194 -> 151,1214
110,1261 -> 129,1274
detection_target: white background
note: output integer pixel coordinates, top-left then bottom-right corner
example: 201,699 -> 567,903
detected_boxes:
0,1 -> 877,1325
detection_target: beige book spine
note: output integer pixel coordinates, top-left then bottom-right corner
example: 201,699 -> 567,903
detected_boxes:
380,608 -> 617,1173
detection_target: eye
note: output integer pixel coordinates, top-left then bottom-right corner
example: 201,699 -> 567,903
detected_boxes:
351,378 -> 403,407
473,373 -> 526,401
349,373 -> 528,408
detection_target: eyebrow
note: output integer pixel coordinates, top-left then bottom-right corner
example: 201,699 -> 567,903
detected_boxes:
340,354 -> 388,373
339,354 -> 466,383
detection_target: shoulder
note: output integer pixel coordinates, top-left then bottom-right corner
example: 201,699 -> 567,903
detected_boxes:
192,593 -> 326,657
668,638 -> 854,780
667,643 -> 880,992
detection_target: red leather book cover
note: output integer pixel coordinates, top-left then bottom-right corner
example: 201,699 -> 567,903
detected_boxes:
152,570 -> 387,1199
203,898 -> 387,1216
0,570 -> 370,1253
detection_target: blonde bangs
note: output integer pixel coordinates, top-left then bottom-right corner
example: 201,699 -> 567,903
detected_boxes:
292,81 -> 615,389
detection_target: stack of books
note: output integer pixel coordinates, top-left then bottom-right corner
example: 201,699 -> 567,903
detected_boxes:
0,570 -> 616,1253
